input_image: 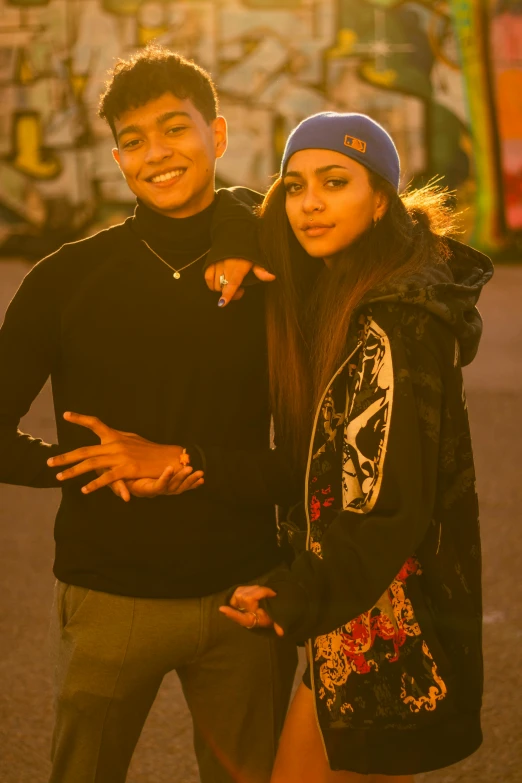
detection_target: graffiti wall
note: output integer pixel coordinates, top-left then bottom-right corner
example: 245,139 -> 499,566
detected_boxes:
0,0 -> 520,258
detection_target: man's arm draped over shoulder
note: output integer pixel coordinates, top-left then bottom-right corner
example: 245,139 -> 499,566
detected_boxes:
204,187 -> 268,272
196,186 -> 301,504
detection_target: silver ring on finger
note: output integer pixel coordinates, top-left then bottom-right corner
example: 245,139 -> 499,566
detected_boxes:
245,612 -> 258,630
219,273 -> 229,288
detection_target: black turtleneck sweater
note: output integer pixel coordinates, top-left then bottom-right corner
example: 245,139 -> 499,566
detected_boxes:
0,189 -> 293,598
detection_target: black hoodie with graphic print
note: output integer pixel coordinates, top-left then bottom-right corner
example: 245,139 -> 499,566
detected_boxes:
246,237 -> 493,775
196,232 -> 493,774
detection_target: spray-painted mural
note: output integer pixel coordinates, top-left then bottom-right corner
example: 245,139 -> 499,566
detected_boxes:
0,0 -> 520,259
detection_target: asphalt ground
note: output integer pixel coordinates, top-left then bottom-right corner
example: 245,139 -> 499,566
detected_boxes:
0,259 -> 520,783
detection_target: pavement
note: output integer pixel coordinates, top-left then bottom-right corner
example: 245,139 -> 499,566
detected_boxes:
0,258 -> 520,783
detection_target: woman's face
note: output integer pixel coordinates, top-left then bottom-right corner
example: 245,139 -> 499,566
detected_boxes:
283,149 -> 388,263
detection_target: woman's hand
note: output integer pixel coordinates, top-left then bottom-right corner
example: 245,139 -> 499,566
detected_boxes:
96,465 -> 204,501
126,466 -> 204,498
219,585 -> 285,636
96,468 -> 131,502
48,412 -> 186,495
204,259 -> 276,307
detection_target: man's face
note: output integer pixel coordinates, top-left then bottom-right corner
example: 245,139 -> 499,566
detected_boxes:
112,92 -> 227,218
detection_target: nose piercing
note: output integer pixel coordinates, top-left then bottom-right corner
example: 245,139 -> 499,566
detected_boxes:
308,206 -> 324,220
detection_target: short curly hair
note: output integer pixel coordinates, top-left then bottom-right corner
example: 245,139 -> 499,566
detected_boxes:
99,44 -> 219,141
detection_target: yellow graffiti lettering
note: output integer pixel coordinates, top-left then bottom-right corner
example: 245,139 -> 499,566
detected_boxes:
360,61 -> 397,87
12,113 -> 61,180
328,29 -> 358,58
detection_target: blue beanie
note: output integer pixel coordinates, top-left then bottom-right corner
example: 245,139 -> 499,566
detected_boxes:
281,112 -> 400,191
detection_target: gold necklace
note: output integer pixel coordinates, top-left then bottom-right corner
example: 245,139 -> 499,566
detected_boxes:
141,239 -> 210,280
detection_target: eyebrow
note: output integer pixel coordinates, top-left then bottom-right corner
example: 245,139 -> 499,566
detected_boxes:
283,164 -> 350,179
117,111 -> 192,142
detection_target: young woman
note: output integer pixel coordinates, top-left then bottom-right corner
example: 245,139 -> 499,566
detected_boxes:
219,113 -> 493,782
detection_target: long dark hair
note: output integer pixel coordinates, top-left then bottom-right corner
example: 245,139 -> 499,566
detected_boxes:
259,173 -> 459,464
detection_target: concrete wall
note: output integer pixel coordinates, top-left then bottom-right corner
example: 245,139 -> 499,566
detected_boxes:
0,0 -> 520,258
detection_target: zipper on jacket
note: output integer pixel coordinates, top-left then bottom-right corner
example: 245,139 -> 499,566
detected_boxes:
304,340 -> 362,763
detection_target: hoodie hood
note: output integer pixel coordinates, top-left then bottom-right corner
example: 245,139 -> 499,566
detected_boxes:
362,238 -> 494,366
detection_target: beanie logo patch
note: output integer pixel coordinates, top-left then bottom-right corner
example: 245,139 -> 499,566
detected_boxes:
344,135 -> 366,153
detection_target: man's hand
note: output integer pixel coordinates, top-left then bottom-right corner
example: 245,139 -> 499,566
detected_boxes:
204,259 -> 276,308
219,584 -> 284,636
48,412 -> 187,495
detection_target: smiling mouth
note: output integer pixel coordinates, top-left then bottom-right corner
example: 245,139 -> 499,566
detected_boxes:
147,168 -> 186,184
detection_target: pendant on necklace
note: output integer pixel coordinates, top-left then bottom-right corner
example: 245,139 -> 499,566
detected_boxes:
173,272 -> 181,280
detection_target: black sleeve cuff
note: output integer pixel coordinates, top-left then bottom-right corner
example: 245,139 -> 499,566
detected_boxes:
207,218 -> 264,267
206,189 -> 270,271
260,576 -> 310,641
259,551 -> 331,643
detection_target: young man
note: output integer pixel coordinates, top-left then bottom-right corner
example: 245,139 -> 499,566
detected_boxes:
0,45 -> 298,783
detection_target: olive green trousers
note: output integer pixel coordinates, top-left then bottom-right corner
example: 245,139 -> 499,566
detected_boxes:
49,574 -> 297,783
